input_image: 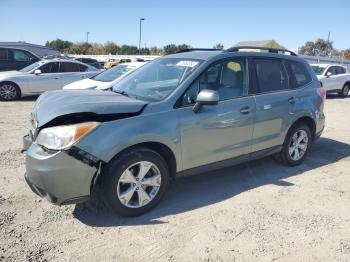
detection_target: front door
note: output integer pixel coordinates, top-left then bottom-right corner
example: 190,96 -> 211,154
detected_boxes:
28,62 -> 61,94
178,58 -> 255,170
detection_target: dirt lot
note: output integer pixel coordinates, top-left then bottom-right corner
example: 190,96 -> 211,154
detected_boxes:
0,96 -> 350,262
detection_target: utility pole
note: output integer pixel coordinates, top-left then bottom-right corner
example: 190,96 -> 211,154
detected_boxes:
327,31 -> 331,57
139,18 -> 145,54
86,32 -> 90,44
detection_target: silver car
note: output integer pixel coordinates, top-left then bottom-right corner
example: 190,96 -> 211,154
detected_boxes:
0,59 -> 99,101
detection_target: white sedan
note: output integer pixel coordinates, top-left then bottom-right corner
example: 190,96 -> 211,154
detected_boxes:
63,62 -> 146,90
0,59 -> 100,101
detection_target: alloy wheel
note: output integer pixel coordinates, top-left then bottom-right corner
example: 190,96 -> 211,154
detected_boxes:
343,85 -> 349,97
0,84 -> 17,100
117,161 -> 162,208
288,130 -> 309,161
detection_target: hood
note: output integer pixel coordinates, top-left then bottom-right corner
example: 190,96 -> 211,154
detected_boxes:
33,90 -> 147,127
0,70 -> 27,79
63,78 -> 106,90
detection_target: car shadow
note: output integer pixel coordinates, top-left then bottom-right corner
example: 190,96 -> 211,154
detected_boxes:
326,94 -> 347,99
20,96 -> 39,101
73,137 -> 350,227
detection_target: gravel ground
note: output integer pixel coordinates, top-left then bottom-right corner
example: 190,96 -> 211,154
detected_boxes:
0,95 -> 350,262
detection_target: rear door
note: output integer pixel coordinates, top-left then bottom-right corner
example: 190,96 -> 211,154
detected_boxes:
250,58 -> 299,152
59,62 -> 87,87
0,48 -> 10,71
178,57 -> 256,170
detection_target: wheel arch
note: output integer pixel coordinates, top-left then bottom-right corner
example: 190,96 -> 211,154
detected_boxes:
102,141 -> 177,179
288,116 -> 316,141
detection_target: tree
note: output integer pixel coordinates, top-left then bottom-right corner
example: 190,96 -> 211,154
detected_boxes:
177,44 -> 191,51
163,44 -> 178,54
45,38 -> 73,52
213,43 -> 224,50
68,43 -> 90,54
119,45 -> 139,55
104,41 -> 120,55
299,38 -> 333,57
149,46 -> 163,56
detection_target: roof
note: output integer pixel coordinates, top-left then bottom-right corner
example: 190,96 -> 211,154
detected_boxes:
165,50 -> 223,60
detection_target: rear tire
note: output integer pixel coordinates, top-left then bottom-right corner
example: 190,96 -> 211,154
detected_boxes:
339,84 -> 349,98
0,82 -> 21,101
99,147 -> 170,217
278,124 -> 311,166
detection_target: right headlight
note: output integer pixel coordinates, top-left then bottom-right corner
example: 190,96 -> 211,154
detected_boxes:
35,122 -> 100,150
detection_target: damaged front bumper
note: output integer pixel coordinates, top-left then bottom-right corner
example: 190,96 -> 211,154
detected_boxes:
23,134 -> 98,205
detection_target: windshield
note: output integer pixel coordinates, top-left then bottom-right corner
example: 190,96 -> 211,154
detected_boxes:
311,65 -> 326,75
112,58 -> 202,101
92,64 -> 135,82
19,61 -> 43,72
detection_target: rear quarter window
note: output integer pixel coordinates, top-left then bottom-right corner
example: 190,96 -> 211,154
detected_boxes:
285,60 -> 312,88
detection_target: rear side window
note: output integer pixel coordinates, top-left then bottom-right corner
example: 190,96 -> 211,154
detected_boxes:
285,60 -> 312,88
253,59 -> 288,93
13,50 -> 31,62
79,64 -> 88,72
39,62 -> 60,73
336,66 -> 346,75
59,62 -> 80,72
0,48 -> 8,60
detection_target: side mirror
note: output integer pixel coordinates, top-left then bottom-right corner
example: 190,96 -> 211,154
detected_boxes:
326,71 -> 332,77
34,69 -> 42,75
193,89 -> 219,113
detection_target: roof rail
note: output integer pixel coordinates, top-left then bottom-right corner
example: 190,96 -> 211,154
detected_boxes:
225,46 -> 298,56
176,48 -> 221,53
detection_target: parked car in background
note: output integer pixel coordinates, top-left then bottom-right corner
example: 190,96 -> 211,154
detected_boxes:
23,47 -> 325,217
311,63 -> 350,97
0,59 -> 99,101
74,57 -> 101,69
0,47 -> 40,72
103,58 -> 119,69
63,62 -> 146,90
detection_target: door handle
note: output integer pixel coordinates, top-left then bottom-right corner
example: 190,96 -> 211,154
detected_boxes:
288,97 -> 297,104
240,106 -> 251,114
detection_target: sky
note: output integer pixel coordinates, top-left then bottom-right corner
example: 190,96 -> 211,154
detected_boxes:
1,0 -> 349,51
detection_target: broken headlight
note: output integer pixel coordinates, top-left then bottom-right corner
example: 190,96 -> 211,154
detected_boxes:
35,122 -> 100,150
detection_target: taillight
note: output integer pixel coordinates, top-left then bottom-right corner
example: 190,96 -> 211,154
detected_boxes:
317,87 -> 326,100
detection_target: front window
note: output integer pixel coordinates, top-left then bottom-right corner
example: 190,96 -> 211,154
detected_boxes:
112,58 -> 202,101
181,58 -> 248,106
311,65 -> 326,75
93,64 -> 135,82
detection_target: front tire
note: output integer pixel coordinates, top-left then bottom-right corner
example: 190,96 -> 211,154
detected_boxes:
278,124 -> 311,166
0,82 -> 21,101
100,147 -> 170,217
339,84 -> 349,98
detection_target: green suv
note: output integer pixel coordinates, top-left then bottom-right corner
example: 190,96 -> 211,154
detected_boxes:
23,47 -> 326,216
